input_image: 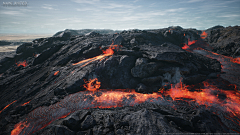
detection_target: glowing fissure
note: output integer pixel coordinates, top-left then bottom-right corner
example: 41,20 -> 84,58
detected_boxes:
166,80 -> 240,117
182,31 -> 208,50
21,101 -> 31,106
54,71 -> 59,76
11,77 -> 240,135
11,34 -> 240,134
16,60 -> 28,67
181,38 -> 197,50
72,42 -> 121,67
200,31 -> 208,39
0,100 -> 16,114
197,48 -> 240,67
11,90 -> 164,135
231,57 -> 240,64
83,78 -> 101,91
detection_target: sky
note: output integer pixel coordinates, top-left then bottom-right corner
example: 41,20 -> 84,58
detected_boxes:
0,0 -> 240,34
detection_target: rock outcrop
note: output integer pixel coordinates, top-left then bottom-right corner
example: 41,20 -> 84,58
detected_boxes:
0,26 -> 239,135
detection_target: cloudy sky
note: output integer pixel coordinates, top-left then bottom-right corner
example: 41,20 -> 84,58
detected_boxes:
0,0 -> 240,34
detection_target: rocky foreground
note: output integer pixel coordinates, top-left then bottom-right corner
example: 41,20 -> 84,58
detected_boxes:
0,26 -> 239,135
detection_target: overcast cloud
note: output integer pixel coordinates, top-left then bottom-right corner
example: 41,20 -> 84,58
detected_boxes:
0,0 -> 239,34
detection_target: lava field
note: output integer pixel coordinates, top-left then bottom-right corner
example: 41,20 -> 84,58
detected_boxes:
0,26 -> 240,135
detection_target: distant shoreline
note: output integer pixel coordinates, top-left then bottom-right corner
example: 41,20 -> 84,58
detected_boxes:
0,34 -> 53,42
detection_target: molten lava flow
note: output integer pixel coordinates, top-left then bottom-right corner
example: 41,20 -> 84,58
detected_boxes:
11,79 -> 163,135
54,71 -> 59,76
16,60 -> 27,67
197,48 -> 240,69
93,90 -> 162,108
200,31 -> 208,39
11,121 -> 30,135
73,42 -> 121,67
188,39 -> 197,45
0,100 -> 16,114
11,75 -> 240,134
21,101 -> 30,106
83,78 -> 101,91
166,80 -> 240,117
182,43 -> 190,50
231,57 -> 240,64
11,89 -> 163,135
181,39 -> 197,50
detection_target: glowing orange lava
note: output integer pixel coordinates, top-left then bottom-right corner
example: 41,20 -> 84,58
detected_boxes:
16,60 -> 27,67
200,31 -> 208,39
83,78 -> 101,91
11,76 -> 240,134
181,39 -> 197,50
166,80 -> 240,116
73,42 -> 121,67
182,43 -> 190,50
0,100 -> 16,114
231,57 -> 240,64
11,89 -> 163,135
198,48 -> 240,65
54,71 -> 59,76
10,37 -> 240,134
188,39 -> 197,45
11,121 -> 30,135
21,101 -> 30,106
92,89 -> 162,108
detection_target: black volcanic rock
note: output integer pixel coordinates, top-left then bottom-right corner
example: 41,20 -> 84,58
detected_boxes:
0,28 -> 221,107
205,26 -> 240,57
2,27 -> 238,135
0,41 -> 12,46
33,103 -> 233,135
53,29 -> 122,37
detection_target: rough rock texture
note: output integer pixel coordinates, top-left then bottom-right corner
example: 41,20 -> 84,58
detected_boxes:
1,26 -> 239,135
33,103 -> 233,135
53,29 -> 122,37
205,25 -> 240,57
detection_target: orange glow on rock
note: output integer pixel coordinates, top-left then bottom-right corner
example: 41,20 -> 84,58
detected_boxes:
92,90 -> 162,108
16,60 -> 28,67
11,76 -> 240,134
188,38 -> 197,45
181,39 -> 197,50
231,57 -> 240,64
73,42 -> 121,67
182,43 -> 190,50
11,121 -> 30,135
11,89 -> 163,135
0,100 -> 16,114
21,101 -> 31,106
54,71 -> 59,76
166,80 -> 240,116
83,78 -> 101,91
200,31 -> 208,39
